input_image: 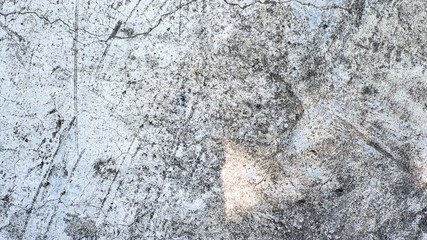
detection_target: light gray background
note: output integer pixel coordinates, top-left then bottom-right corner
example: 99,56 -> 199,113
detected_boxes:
1,0 -> 426,239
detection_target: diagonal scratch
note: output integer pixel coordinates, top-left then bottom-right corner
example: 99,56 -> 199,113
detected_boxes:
335,115 -> 412,173
68,149 -> 86,182
40,148 -> 85,238
21,117 -> 75,238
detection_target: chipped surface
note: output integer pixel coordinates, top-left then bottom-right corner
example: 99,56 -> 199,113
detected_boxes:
1,0 -> 426,239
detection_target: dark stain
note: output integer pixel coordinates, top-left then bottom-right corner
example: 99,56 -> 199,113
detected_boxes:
1,195 -> 9,203
362,85 -> 378,95
107,21 -> 122,40
52,118 -> 64,138
334,187 -> 344,196
93,157 -> 117,177
395,49 -> 402,62
419,208 -> 427,232
351,0 -> 366,27
64,214 -> 98,240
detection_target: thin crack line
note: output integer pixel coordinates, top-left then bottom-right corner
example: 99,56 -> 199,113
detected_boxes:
73,0 -> 79,155
0,10 -> 72,28
223,0 -> 350,12
281,0 -> 350,11
115,0 -> 197,39
0,10 -> 102,38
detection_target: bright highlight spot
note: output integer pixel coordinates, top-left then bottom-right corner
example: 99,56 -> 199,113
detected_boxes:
221,142 -> 260,220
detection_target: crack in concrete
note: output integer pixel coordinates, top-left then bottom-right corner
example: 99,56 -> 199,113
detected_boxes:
223,0 -> 351,12
115,0 -> 197,39
0,10 -> 104,40
1,25 -> 25,42
0,10 -> 73,31
73,0 -> 79,155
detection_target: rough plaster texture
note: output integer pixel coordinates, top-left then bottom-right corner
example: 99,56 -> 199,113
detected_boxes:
0,0 -> 426,239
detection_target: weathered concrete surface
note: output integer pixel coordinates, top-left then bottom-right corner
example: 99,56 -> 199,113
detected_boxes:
0,0 -> 426,239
